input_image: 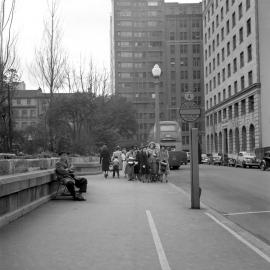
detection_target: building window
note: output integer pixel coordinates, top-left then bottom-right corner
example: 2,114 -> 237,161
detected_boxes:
234,103 -> 239,117
233,58 -> 237,73
247,18 -> 251,36
222,48 -> 225,61
239,27 -> 243,43
218,92 -> 221,103
232,12 -> 236,27
170,32 -> 175,40
223,108 -> 227,119
226,20 -> 230,34
228,85 -> 232,97
239,3 -> 243,19
233,35 -> 237,50
227,63 -> 231,77
248,95 -> 254,112
228,105 -> 233,119
222,68 -> 226,81
218,72 -> 221,85
217,53 -> 220,65
27,99 -> 31,105
241,99 -> 246,115
246,0 -> 250,10
223,89 -> 226,100
221,27 -> 224,40
234,80 -> 238,93
181,45 -> 188,54
241,76 -> 245,90
240,51 -> 244,67
216,33 -> 220,47
247,44 -> 252,62
170,45 -> 175,54
221,7 -> 224,21
216,14 -> 219,27
248,70 -> 253,85
227,42 -> 230,56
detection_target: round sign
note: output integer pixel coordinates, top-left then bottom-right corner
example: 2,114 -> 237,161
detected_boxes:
184,92 -> 194,101
179,101 -> 201,122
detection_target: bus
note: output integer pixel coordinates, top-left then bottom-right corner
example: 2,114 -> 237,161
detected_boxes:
148,121 -> 187,169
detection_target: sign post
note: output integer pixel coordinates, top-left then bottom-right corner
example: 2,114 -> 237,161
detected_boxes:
179,100 -> 201,209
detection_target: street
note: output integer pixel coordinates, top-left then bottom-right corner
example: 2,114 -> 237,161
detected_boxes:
170,164 -> 270,245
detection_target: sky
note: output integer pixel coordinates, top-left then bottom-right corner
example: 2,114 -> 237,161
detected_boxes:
12,0 -> 201,89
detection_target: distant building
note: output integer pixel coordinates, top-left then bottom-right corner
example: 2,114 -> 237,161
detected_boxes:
164,2 -> 204,152
12,88 -> 49,130
203,0 -> 270,154
111,0 -> 204,150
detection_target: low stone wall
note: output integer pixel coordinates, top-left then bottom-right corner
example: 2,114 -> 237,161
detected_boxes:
72,162 -> 102,175
0,169 -> 57,228
0,158 -> 59,176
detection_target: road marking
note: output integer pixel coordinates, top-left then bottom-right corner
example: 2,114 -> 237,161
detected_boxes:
224,210 -> 270,216
206,213 -> 270,264
146,210 -> 172,270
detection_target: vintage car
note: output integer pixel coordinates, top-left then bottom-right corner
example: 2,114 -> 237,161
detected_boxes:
235,152 -> 260,168
259,151 -> 270,171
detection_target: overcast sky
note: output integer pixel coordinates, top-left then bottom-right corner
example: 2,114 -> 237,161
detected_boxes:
12,0 -> 201,89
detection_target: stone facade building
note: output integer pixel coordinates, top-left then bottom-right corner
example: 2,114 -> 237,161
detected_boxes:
203,0 -> 270,154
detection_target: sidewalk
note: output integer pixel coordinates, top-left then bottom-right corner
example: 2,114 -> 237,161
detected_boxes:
0,174 -> 270,270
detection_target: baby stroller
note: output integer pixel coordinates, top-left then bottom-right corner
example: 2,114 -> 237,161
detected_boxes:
149,156 -> 161,182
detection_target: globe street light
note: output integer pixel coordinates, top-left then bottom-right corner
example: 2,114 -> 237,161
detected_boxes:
152,64 -> 161,144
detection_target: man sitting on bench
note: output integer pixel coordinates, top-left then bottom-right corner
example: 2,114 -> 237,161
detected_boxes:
55,151 -> 87,201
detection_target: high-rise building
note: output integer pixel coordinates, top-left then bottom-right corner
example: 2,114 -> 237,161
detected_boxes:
203,0 -> 270,154
111,0 -> 204,149
164,2 -> 204,151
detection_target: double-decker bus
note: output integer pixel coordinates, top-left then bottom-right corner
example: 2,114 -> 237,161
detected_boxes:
148,121 -> 187,168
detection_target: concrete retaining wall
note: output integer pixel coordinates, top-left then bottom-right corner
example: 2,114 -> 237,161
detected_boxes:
0,169 -> 57,228
0,158 -> 59,176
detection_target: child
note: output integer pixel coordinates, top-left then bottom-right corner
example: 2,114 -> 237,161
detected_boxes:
160,160 -> 168,183
112,156 -> 120,178
126,156 -> 135,181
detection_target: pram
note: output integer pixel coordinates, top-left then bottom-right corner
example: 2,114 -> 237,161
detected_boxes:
149,157 -> 161,182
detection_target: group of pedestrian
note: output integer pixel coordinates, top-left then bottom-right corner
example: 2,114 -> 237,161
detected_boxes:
99,143 -> 170,183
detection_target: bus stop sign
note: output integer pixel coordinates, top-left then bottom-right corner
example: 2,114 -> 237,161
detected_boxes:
179,101 -> 201,122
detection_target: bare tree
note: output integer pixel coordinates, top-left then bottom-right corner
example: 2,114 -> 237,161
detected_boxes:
0,0 -> 17,106
31,0 -> 66,101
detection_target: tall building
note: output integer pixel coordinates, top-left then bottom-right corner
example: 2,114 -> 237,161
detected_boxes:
203,0 -> 270,154
164,2 -> 204,151
111,0 -> 204,149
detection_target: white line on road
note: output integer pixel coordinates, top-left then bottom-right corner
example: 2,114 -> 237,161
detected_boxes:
206,213 -> 270,264
224,210 -> 270,216
146,210 -> 172,270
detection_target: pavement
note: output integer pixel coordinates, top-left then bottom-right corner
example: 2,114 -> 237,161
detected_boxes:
0,173 -> 270,270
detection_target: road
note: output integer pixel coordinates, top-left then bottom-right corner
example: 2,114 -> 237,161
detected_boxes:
169,164 -> 270,245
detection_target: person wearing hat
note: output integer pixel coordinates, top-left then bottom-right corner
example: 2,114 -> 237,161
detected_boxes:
111,145 -> 122,172
55,151 -> 87,201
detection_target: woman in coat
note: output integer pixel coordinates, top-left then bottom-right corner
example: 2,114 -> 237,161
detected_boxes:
100,144 -> 111,178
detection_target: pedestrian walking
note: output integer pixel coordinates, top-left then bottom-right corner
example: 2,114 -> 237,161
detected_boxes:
140,146 -> 149,183
112,146 -> 122,170
112,156 -> 120,178
100,144 -> 111,178
121,148 -> 127,177
160,145 -> 170,182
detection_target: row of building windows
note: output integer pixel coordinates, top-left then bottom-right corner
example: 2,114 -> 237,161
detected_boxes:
206,70 -> 254,109
13,109 -> 37,118
117,51 -> 162,58
117,31 -> 163,38
170,57 -> 201,68
169,31 -> 201,40
117,10 -> 162,17
170,44 -> 201,54
170,96 -> 202,106
170,83 -> 201,94
170,70 -> 201,80
167,19 -> 201,28
116,1 -> 160,7
117,20 -> 163,27
205,17 -> 252,61
117,41 -> 162,48
204,0 -> 251,27
206,95 -> 254,126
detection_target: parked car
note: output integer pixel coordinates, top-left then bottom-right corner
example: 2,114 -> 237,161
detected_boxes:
228,157 -> 236,167
259,151 -> 270,171
235,152 -> 260,168
208,153 -> 222,165
201,154 -> 209,164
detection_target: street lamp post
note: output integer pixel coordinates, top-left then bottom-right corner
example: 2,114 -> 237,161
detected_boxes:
152,64 -> 161,144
